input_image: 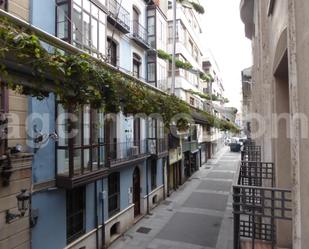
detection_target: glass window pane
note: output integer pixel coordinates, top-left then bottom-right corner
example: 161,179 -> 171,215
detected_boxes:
83,12 -> 91,47
83,0 -> 91,12
98,22 -> 106,55
148,63 -> 155,82
74,0 -> 82,6
91,17 -> 98,49
73,4 -> 83,45
57,149 -> 69,175
57,4 -> 69,39
83,148 -> 91,169
83,105 -> 90,145
91,3 -> 99,18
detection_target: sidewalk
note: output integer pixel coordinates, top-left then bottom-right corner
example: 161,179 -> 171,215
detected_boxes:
109,146 -> 240,249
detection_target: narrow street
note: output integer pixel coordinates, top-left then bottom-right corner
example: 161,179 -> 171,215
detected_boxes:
110,147 -> 240,249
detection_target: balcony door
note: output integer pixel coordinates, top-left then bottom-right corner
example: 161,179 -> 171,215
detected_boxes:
105,116 -> 117,160
133,7 -> 139,35
133,117 -> 141,152
133,167 -> 141,217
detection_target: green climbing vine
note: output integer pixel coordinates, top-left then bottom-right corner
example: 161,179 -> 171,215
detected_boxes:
0,17 -> 238,133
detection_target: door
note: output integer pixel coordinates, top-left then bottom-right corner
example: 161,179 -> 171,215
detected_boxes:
133,167 -> 141,217
133,7 -> 139,35
104,118 -> 116,160
133,118 -> 141,152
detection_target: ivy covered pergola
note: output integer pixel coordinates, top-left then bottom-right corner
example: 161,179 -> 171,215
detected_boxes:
0,9 -> 239,133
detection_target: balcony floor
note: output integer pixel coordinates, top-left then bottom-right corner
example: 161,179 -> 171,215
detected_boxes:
241,240 -> 272,249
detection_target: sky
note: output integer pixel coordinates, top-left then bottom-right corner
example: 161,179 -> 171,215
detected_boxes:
200,0 -> 252,112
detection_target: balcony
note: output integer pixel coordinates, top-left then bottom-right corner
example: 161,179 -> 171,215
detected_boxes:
107,0 -> 130,34
233,145 -> 292,249
148,138 -> 168,158
131,20 -> 150,49
56,140 -> 149,188
182,140 -> 198,153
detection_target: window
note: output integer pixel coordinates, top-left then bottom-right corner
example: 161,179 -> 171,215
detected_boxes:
56,0 -> 106,56
107,38 -> 117,66
108,172 -> 120,217
66,186 -> 85,244
147,10 -> 155,48
56,104 -> 104,175
189,97 -> 195,106
133,53 -> 141,78
147,62 -> 155,82
168,1 -> 172,9
133,6 -> 140,35
151,160 -> 157,190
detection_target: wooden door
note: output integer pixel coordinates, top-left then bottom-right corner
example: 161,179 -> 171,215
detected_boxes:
133,167 -> 141,217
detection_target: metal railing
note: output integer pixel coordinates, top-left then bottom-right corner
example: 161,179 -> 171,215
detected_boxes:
107,139 -> 148,166
182,141 -> 198,152
148,138 -> 168,155
239,161 -> 275,187
107,0 -> 130,31
241,144 -> 261,162
233,144 -> 292,249
132,20 -> 149,47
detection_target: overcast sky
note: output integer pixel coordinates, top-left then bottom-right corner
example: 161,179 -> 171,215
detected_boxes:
200,0 -> 252,111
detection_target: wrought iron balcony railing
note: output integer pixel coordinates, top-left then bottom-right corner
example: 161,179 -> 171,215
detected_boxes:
132,20 -> 150,48
107,0 -> 130,33
148,138 -> 168,157
56,139 -> 149,188
182,140 -> 198,153
233,144 -> 292,249
241,144 -> 261,162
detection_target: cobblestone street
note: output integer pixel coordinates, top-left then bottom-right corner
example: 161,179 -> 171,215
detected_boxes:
110,147 -> 240,249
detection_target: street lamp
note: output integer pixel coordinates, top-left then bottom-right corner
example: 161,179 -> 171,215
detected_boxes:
171,0 -> 193,95
6,189 -> 30,223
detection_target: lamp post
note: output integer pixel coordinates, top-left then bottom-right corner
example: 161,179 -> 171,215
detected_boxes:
6,189 -> 30,223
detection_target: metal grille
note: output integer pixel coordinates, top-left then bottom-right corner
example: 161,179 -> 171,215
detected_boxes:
241,145 -> 261,162
239,161 -> 275,187
233,182 -> 292,249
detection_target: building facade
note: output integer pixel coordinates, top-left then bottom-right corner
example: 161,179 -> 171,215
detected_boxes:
240,0 -> 309,248
0,1 -> 237,249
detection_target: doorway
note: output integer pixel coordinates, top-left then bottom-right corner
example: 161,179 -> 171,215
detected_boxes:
133,167 -> 141,217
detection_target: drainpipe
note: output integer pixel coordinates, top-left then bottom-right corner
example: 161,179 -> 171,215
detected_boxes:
95,181 -> 99,249
101,179 -> 106,249
167,156 -> 170,197
146,159 -> 150,214
162,158 -> 166,200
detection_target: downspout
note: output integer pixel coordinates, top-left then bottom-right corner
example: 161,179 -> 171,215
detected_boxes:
146,159 -> 150,214
162,158 -> 166,200
95,181 -> 99,249
101,178 -> 106,249
167,155 -> 170,197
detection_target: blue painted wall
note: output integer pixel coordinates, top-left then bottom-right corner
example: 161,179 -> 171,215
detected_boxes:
31,0 -> 55,35
30,0 -> 56,184
32,190 -> 66,249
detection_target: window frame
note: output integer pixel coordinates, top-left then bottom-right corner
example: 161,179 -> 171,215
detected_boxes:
133,53 -> 142,78
108,172 -> 120,217
56,103 -> 104,177
150,160 -> 157,191
66,186 -> 86,244
56,0 -> 106,56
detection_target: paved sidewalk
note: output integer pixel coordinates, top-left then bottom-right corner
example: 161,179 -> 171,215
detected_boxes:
109,147 -> 240,249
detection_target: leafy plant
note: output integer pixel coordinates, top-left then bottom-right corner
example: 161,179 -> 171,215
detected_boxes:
0,17 -> 238,133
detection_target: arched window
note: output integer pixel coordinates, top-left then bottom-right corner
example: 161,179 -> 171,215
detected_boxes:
108,172 -> 120,217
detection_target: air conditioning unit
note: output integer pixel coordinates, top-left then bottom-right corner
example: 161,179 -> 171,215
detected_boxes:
130,146 -> 139,156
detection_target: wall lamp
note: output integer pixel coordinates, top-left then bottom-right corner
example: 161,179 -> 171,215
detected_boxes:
6,189 -> 30,223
